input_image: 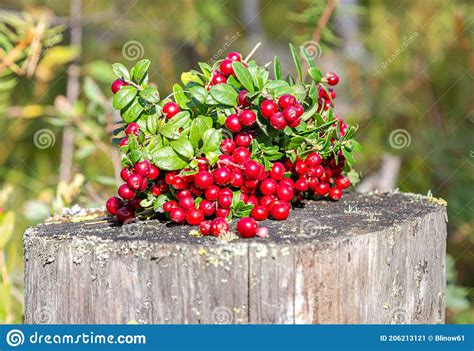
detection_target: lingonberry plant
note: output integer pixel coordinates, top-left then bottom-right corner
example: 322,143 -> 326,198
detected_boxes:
105,44 -> 361,238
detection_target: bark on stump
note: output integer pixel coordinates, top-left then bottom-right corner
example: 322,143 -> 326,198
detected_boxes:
24,192 -> 447,324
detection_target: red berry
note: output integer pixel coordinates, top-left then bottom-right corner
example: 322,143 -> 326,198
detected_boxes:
237,217 -> 258,238
186,208 -> 204,226
260,178 -> 277,195
225,114 -> 242,133
134,160 -> 150,178
106,196 -> 124,215
232,147 -> 251,164
213,167 -> 232,186
315,182 -> 330,196
320,168 -> 332,182
234,132 -> 252,147
239,110 -> 256,127
220,187 -> 233,196
199,199 -> 215,216
125,122 -> 140,136
200,220 -> 212,235
294,103 -> 304,117
176,189 -> 192,200
244,160 -> 260,179
116,206 -> 135,223
260,195 -> 277,211
111,79 -> 128,94
215,207 -> 230,218
279,178 -> 294,188
307,177 -> 319,189
210,217 -> 229,236
205,185 -> 221,201
219,59 -> 234,76
306,152 -> 322,167
127,197 -> 141,210
179,196 -> 195,211
151,184 -> 162,196
163,200 -> 178,212
270,162 -> 285,180
237,90 -> 250,107
329,187 -> 343,200
226,51 -> 242,62
251,205 -> 268,221
127,174 -> 143,190
230,172 -> 244,187
295,160 -> 308,175
118,184 -> 135,200
283,106 -> 299,123
147,165 -> 159,180
165,172 -> 176,185
288,118 -> 300,128
220,138 -> 236,154
271,201 -> 290,220
218,194 -> 232,209
326,72 -> 339,85
156,179 -> 169,193
120,168 -> 132,181
260,100 -> 278,119
119,137 -> 129,147
294,178 -> 309,192
194,171 -> 214,189
211,71 -> 227,85
163,102 -> 180,119
246,195 -> 259,207
335,175 -> 351,189
172,176 -> 187,190
276,185 -> 294,202
278,94 -> 296,109
270,112 -> 287,130
170,208 -> 186,223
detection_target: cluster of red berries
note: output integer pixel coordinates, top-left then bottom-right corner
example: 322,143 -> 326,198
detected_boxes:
260,94 -> 304,130
106,48 -> 356,239
208,51 -> 244,88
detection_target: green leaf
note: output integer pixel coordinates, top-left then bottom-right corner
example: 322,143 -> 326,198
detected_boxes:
129,149 -> 143,163
113,85 -> 137,110
210,84 -> 238,106
232,61 -> 254,92
139,86 -> 160,103
84,77 -> 105,105
160,111 -> 190,139
120,98 -> 144,122
131,59 -> 150,84
189,116 -> 213,148
289,43 -> 302,81
308,67 -> 323,83
201,128 -> 221,154
170,137 -> 194,160
111,63 -> 130,80
152,146 -> 188,170
273,56 -> 282,80
173,83 -> 190,107
146,114 -> 158,134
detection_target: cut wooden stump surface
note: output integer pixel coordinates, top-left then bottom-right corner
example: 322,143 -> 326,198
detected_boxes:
24,192 -> 447,324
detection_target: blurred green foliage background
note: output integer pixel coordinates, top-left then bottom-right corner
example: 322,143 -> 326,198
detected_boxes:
0,0 -> 472,323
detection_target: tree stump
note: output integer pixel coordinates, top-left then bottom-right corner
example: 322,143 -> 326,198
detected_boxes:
24,192 -> 447,324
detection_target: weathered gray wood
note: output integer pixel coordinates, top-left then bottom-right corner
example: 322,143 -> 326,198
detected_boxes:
24,192 -> 447,324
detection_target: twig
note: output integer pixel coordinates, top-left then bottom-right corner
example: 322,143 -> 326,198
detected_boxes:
244,42 -> 262,62
59,0 -> 82,183
301,0 -> 337,80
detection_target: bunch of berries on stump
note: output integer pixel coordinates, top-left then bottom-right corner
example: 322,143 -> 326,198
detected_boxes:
106,44 -> 360,238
